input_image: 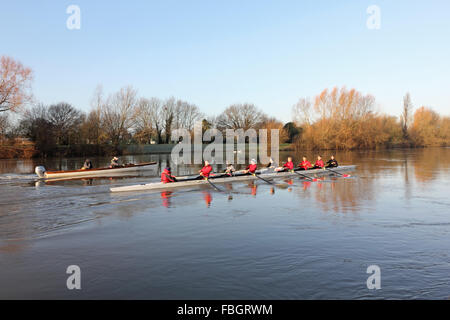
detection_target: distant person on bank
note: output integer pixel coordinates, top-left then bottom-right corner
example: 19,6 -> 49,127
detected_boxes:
81,159 -> 93,170
110,157 -> 120,168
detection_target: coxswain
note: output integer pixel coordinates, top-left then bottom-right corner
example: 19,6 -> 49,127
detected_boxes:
266,157 -> 277,168
224,162 -> 235,176
326,155 -> 338,168
276,157 -> 294,172
110,156 -> 120,168
161,167 -> 177,183
312,155 -> 325,169
81,159 -> 93,170
199,160 -> 213,179
244,159 -> 258,174
297,156 -> 312,170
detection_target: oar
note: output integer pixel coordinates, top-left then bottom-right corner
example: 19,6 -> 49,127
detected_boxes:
325,167 -> 350,177
293,170 -> 317,182
252,173 -> 274,185
205,178 -> 224,192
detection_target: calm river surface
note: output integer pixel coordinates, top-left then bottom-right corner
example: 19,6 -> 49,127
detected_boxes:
0,148 -> 449,299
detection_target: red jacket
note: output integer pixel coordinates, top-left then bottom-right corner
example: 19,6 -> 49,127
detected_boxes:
200,165 -> 213,177
315,159 -> 325,168
283,161 -> 294,170
299,160 -> 312,170
246,164 -> 258,173
161,169 -> 176,183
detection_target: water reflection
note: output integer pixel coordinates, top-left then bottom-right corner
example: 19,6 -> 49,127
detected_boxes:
1,148 -> 450,243
202,191 -> 212,208
161,191 -> 173,208
247,181 -> 257,196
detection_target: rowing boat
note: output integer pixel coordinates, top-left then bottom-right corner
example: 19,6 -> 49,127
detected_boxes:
35,162 -> 157,179
110,165 -> 356,193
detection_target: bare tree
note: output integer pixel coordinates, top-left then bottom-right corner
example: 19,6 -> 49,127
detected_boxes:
0,56 -> 33,112
400,92 -> 413,139
149,97 -> 164,144
135,97 -> 202,144
0,113 -> 10,139
47,102 -> 83,145
134,98 -> 157,144
161,97 -> 176,143
174,100 -> 203,131
216,103 -> 266,131
81,109 -> 103,144
18,104 -> 56,156
101,86 -> 138,150
83,85 -> 105,145
133,97 -> 165,143
292,98 -> 312,126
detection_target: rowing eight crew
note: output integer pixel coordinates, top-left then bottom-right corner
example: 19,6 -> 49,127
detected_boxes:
161,156 -> 339,184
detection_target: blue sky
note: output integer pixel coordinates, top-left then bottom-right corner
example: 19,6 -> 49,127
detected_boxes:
2,0 -> 449,122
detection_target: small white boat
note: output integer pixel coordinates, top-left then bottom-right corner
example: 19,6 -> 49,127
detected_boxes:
110,165 -> 356,193
35,162 -> 157,179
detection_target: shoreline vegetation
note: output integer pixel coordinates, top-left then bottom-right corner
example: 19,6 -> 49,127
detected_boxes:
1,56 -> 449,159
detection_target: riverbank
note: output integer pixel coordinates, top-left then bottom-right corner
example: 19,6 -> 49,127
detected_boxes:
0,139 -> 37,159
1,141 -> 446,160
0,143 -> 176,159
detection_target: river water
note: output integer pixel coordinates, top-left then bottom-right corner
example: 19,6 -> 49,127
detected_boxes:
0,148 -> 449,299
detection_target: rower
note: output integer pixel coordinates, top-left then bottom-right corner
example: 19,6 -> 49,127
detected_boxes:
110,156 -> 120,168
326,155 -> 339,168
276,157 -> 294,172
244,159 -> 258,174
199,160 -> 213,179
266,157 -> 277,168
312,155 -> 325,169
81,159 -> 93,170
297,156 -> 312,171
224,162 -> 235,176
161,167 -> 177,183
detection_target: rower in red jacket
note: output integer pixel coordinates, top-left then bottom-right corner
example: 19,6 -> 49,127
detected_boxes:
283,157 -> 294,171
161,167 -> 177,183
312,155 -> 325,169
298,156 -> 312,170
244,159 -> 258,174
276,157 -> 294,172
199,160 -> 213,179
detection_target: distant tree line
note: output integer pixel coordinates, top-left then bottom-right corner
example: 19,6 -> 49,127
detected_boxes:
292,87 -> 450,150
1,56 -> 449,158
1,92 -> 290,158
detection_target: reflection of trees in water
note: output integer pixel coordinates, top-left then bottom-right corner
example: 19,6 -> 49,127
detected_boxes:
0,240 -> 29,253
411,148 -> 449,183
0,199 -> 33,253
283,147 -> 449,183
0,159 -> 35,174
308,178 -> 375,214
287,147 -> 450,212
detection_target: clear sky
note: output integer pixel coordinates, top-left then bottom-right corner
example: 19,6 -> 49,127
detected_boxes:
2,0 -> 449,122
